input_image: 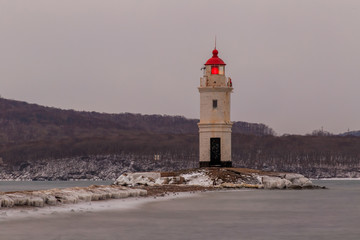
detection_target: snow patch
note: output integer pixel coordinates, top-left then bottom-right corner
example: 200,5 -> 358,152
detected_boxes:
180,171 -> 213,186
114,172 -> 161,186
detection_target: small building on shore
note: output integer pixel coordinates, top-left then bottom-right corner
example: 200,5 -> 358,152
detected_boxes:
198,47 -> 233,167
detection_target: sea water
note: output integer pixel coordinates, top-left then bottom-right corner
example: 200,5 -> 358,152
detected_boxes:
0,180 -> 359,240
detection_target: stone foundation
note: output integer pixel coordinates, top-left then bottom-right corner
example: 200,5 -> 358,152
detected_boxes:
199,161 -> 232,168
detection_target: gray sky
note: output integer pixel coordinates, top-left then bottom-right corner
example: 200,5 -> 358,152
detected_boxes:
1,0 -> 360,135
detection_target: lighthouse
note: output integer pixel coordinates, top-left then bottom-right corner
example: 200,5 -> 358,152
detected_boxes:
198,47 -> 233,167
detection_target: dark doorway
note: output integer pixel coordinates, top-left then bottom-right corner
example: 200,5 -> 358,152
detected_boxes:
210,138 -> 221,166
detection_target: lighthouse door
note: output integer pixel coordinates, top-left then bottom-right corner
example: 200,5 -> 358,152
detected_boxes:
210,138 -> 221,166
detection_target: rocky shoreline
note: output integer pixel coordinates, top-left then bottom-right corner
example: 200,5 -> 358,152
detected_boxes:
0,168 -> 325,209
114,168 -> 324,190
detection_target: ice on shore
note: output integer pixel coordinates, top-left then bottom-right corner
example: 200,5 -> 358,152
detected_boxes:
114,171 -> 213,187
258,173 -> 313,189
114,169 -> 315,190
0,185 -> 147,208
0,190 -> 198,222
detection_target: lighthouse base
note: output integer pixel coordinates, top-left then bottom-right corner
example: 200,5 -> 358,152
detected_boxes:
198,123 -> 233,169
199,161 -> 232,168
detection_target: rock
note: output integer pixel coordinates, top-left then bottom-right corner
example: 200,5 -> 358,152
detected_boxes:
44,194 -> 58,205
54,191 -> 79,204
28,197 -> 44,207
168,176 -> 185,184
159,177 -> 170,184
90,188 -> 111,200
159,176 -> 185,185
127,189 -> 144,197
261,176 -> 292,189
216,178 -> 223,185
72,190 -> 93,202
259,174 -> 313,189
292,177 -> 313,187
0,195 -> 15,207
284,173 -> 305,181
114,172 -> 161,186
283,173 -> 313,187
6,193 -> 29,206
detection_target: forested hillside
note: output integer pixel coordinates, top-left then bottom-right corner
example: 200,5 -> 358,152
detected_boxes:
0,97 -> 359,180
0,97 -> 273,164
232,134 -> 360,178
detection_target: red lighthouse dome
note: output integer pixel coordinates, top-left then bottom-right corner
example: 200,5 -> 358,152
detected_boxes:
205,48 -> 226,66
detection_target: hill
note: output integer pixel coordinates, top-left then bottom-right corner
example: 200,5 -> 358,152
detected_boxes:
0,97 -> 273,164
0,97 -> 359,180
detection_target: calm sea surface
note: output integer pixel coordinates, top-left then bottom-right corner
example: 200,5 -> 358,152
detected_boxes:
1,180 -> 360,240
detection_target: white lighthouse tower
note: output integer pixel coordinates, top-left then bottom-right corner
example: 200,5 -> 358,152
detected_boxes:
198,47 -> 233,167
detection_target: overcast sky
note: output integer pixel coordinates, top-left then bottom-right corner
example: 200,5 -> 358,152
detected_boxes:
1,0 -> 359,135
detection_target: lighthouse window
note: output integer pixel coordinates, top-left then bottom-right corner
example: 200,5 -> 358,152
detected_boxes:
219,66 -> 224,75
211,66 -> 219,75
213,100 -> 218,109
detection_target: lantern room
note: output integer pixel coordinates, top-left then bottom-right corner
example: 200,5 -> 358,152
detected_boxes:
200,48 -> 230,88
205,48 -> 226,75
